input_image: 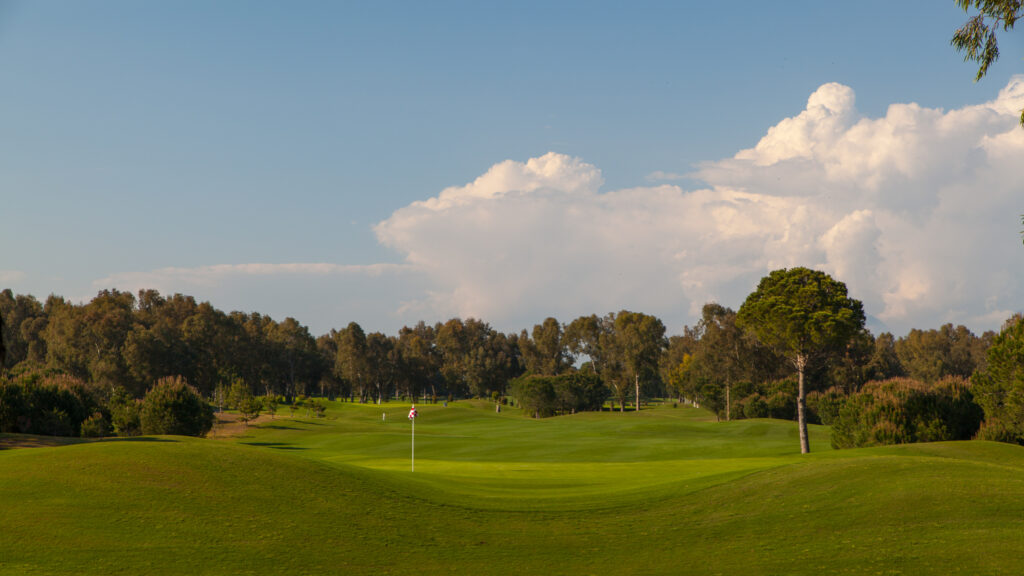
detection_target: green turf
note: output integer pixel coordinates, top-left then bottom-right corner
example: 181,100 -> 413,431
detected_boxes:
2,400 -> 1023,575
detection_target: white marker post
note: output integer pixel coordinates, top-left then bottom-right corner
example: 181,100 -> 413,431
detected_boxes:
408,405 -> 418,471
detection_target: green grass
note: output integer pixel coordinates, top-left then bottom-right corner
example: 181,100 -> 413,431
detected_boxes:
2,400 -> 1024,575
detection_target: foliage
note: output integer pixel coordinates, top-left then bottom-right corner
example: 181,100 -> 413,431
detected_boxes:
952,0 -> 1024,124
805,386 -> 846,426
109,386 -> 142,437
519,317 -> 569,376
264,394 -> 279,418
830,377 -> 983,449
307,399 -> 326,418
971,314 -> 1024,444
238,394 -> 263,425
139,376 -> 215,437
80,412 -> 110,438
0,372 -> 100,436
894,324 -> 991,383
509,373 -> 608,418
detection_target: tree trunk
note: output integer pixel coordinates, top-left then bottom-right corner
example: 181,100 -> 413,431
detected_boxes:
635,373 -> 640,414
726,381 -> 731,422
796,354 -> 810,454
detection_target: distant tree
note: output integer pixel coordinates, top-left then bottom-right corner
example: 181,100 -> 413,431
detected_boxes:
238,394 -> 262,425
139,376 -> 214,437
395,321 -> 442,401
307,398 -> 326,418
510,375 -> 557,418
894,324 -> 989,383
864,332 -> 905,382
737,268 -> 866,454
690,304 -> 760,420
332,322 -> 369,402
0,290 -> 47,371
972,314 -> 1024,444
266,317 -> 323,400
365,332 -> 397,403
264,395 -> 279,419
520,317 -> 569,376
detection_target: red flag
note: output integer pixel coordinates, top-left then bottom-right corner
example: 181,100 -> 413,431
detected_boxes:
408,406 -> 418,419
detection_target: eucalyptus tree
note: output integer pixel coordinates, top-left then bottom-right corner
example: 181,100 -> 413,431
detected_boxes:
612,311 -> 667,413
0,290 -> 46,370
972,314 -> 1024,444
365,332 -> 397,403
395,321 -> 441,401
737,268 -> 865,454
691,303 -> 754,420
332,322 -> 370,402
660,331 -> 699,403
520,317 -> 569,376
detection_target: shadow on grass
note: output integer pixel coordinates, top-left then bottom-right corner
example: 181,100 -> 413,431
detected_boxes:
0,434 -> 181,450
241,441 -> 307,451
261,424 -> 303,430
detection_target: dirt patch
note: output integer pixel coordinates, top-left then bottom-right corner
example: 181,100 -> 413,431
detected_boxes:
207,412 -> 288,439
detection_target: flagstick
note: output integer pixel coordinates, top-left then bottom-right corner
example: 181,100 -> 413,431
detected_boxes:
411,414 -> 415,472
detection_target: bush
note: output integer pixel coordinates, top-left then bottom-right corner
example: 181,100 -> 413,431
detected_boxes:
80,412 -> 110,438
830,377 -> 982,449
806,387 -> 846,426
510,373 -> 609,418
307,399 -> 326,418
739,394 -> 769,419
0,373 -> 97,437
975,419 -> 1024,444
140,376 -> 214,437
109,387 -> 141,437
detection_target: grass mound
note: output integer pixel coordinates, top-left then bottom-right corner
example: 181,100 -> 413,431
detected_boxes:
2,401 -> 1023,575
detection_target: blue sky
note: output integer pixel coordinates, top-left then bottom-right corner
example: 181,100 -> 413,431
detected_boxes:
2,1 -> 1023,336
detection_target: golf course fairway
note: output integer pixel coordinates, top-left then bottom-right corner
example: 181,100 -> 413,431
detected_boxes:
2,400 -> 1023,575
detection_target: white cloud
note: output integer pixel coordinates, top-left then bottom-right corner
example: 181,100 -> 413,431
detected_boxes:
0,270 -> 26,284
372,78 -> 1024,335
90,78 -> 1024,337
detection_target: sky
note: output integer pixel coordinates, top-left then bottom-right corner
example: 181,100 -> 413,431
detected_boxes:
2,1 -> 1023,338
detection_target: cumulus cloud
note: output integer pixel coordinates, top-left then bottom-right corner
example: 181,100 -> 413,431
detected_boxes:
373,79 -> 1024,335
91,78 -> 1024,336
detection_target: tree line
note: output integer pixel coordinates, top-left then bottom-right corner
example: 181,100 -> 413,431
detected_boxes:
2,275 -> 1023,449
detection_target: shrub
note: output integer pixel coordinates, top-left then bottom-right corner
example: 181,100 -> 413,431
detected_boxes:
307,399 -> 326,418
830,377 -> 982,449
109,387 -> 141,437
80,412 -> 110,438
140,376 -> 214,437
975,419 -> 1023,444
238,394 -> 262,425
740,394 -> 769,419
971,315 -> 1024,444
510,373 -> 609,418
806,387 -> 846,426
0,373 -> 96,436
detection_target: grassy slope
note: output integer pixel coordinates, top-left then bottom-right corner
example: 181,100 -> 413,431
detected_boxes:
2,401 -> 1023,575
